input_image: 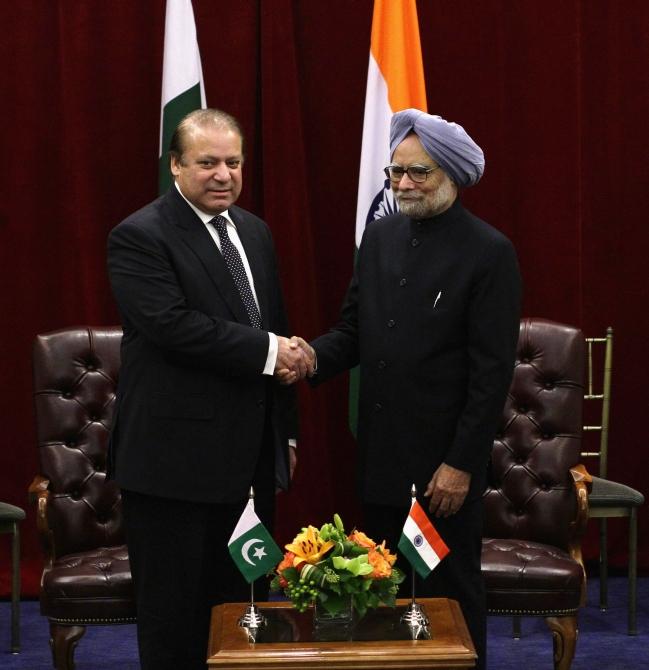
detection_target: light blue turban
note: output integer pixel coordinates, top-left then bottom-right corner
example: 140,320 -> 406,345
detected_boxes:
389,109 -> 485,187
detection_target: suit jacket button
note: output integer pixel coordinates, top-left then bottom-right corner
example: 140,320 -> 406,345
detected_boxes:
411,238 -> 420,247
399,278 -> 407,286
378,360 -> 386,369
374,403 -> 383,412
257,399 -> 264,407
387,319 -> 395,328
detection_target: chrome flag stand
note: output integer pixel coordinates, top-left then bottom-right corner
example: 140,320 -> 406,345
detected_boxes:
400,484 -> 431,640
238,580 -> 266,642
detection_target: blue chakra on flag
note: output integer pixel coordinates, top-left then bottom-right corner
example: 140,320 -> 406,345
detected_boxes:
365,178 -> 398,228
413,534 -> 424,548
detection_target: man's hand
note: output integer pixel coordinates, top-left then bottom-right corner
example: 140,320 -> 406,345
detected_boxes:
424,463 -> 471,518
291,336 -> 316,372
275,336 -> 315,385
275,336 -> 308,383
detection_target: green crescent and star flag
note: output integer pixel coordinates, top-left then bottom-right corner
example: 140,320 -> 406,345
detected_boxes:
398,499 -> 450,579
158,0 -> 206,194
228,498 -> 284,583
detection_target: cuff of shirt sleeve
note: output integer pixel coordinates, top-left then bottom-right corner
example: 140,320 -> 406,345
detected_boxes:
263,332 -> 278,375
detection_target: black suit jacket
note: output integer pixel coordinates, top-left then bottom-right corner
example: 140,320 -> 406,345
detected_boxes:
107,186 -> 297,503
311,198 -> 521,507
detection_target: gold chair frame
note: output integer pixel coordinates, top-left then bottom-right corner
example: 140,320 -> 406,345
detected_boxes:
582,327 -> 644,635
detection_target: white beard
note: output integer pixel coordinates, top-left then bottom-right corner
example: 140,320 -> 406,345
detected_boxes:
396,178 -> 456,219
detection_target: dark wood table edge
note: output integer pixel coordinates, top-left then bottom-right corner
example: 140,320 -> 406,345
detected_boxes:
208,597 -> 476,669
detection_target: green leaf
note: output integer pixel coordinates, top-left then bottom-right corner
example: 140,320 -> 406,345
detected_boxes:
282,567 -> 300,583
390,567 -> 406,584
352,594 -> 368,619
348,543 -> 368,557
332,555 -> 373,576
382,592 -> 397,608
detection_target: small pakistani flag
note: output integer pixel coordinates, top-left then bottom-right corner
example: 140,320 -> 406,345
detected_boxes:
228,498 -> 283,583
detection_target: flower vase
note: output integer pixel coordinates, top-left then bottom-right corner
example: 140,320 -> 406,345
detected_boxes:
313,597 -> 354,640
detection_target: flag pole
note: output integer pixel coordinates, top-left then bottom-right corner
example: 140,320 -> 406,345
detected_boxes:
400,484 -> 431,639
237,487 -> 267,641
411,559 -> 416,607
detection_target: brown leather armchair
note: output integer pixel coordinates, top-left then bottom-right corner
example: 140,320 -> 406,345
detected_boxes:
482,318 -> 590,670
29,326 -> 135,670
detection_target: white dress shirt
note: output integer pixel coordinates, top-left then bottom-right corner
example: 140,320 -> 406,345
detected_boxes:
175,182 -> 278,375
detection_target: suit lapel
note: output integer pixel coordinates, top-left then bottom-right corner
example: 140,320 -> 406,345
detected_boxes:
231,207 -> 271,330
163,189 -> 251,326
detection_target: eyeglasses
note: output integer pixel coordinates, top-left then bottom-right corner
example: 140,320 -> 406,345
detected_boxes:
383,164 -> 440,183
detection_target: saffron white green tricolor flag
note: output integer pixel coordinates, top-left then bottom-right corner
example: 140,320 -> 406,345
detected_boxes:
398,499 -> 450,579
349,0 -> 428,435
228,499 -> 284,584
158,0 -> 206,194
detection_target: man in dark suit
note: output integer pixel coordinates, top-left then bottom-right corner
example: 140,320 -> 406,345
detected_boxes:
287,109 -> 521,670
107,108 -> 309,670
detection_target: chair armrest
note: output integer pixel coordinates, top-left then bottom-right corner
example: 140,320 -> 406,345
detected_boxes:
28,475 -> 55,568
28,474 -> 49,502
569,464 -> 591,538
570,463 -> 592,489
569,463 -> 592,606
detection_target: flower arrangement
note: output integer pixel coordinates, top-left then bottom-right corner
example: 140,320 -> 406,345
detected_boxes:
270,513 -> 404,618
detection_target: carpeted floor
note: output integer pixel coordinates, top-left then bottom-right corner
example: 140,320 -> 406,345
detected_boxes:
0,577 -> 646,669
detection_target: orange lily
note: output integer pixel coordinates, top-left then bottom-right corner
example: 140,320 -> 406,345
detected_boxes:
285,525 -> 334,566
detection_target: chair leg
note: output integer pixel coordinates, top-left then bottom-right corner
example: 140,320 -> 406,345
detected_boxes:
545,616 -> 577,670
628,508 -> 638,635
512,615 -> 521,638
599,518 -> 608,610
49,623 -> 86,670
10,521 -> 21,653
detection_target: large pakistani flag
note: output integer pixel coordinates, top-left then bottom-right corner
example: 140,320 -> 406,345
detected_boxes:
349,0 -> 428,434
398,498 -> 450,579
228,498 -> 284,584
158,0 -> 206,194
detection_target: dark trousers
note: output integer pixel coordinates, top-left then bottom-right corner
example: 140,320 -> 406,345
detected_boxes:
363,497 -> 486,670
122,441 -> 275,670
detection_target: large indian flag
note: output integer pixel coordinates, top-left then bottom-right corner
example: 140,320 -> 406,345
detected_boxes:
158,0 -> 206,194
349,0 -> 428,435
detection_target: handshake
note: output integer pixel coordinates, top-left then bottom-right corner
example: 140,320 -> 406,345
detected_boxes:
275,336 -> 316,385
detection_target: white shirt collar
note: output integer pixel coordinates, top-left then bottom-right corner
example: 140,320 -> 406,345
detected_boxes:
174,181 -> 234,226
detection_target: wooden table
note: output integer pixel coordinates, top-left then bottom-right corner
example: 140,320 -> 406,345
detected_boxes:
207,597 -> 476,669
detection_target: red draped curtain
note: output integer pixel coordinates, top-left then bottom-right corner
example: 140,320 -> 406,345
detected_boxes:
1,0 -> 648,596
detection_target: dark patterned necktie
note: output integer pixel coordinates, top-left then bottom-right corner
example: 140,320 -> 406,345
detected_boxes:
211,215 -> 262,329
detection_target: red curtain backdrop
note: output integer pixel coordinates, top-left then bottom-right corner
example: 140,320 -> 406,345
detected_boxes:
1,0 -> 648,597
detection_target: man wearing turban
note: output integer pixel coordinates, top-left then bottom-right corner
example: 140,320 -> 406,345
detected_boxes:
286,109 -> 521,669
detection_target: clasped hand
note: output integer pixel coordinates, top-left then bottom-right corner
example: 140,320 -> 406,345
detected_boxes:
275,336 -> 315,385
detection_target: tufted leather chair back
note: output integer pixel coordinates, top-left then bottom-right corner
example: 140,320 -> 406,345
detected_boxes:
483,318 -> 584,551
32,326 -> 123,558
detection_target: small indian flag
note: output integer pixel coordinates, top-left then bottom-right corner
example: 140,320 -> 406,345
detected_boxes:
228,498 -> 283,584
398,499 -> 450,579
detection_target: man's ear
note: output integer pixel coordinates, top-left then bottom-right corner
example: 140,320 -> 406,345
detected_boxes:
170,154 -> 181,177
